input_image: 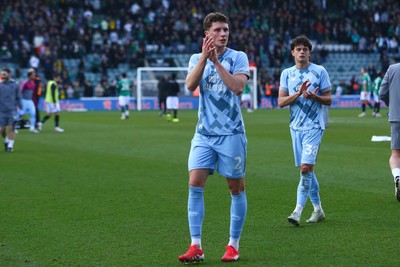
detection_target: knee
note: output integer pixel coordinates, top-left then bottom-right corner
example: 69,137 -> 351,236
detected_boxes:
228,179 -> 245,195
230,187 -> 245,195
391,150 -> 400,158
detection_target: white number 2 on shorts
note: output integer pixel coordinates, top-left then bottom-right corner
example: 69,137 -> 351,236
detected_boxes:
234,156 -> 242,170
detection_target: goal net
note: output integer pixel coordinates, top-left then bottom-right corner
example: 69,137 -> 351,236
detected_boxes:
136,66 -> 258,111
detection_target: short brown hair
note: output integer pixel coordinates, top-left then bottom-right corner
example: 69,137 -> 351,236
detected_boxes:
290,35 -> 312,51
203,12 -> 229,31
1,68 -> 11,74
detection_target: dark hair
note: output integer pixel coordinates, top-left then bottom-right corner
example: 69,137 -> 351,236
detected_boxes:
1,68 -> 11,74
27,68 -> 35,77
290,35 -> 312,51
121,72 -> 127,78
203,12 -> 229,31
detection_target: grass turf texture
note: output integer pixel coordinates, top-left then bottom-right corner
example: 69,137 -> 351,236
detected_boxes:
0,108 -> 398,266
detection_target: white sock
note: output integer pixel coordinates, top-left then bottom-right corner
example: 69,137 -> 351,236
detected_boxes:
191,238 -> 201,249
228,238 -> 239,250
8,140 -> 14,148
392,168 -> 400,182
294,204 -> 304,214
313,203 -> 322,212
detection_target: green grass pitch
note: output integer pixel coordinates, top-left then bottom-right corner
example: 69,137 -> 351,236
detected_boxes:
0,108 -> 398,266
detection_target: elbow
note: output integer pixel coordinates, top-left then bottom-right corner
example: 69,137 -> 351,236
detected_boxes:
186,85 -> 196,92
234,89 -> 243,96
186,79 -> 198,92
232,86 -> 244,96
186,81 -> 197,92
326,97 -> 332,106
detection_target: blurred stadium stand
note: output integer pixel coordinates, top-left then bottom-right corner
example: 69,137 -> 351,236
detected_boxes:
1,0 -> 399,98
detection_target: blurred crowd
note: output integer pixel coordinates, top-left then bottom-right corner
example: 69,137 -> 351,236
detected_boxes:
1,0 -> 400,99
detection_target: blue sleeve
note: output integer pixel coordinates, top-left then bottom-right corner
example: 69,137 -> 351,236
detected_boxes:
280,69 -> 288,92
187,54 -> 199,75
319,66 -> 332,92
233,51 -> 250,78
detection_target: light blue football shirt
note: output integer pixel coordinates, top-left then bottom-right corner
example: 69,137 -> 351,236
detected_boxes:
188,48 -> 250,135
280,63 -> 331,131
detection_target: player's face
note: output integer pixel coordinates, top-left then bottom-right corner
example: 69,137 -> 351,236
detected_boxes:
291,45 -> 311,64
206,22 -> 229,48
1,71 -> 10,81
29,71 -> 36,80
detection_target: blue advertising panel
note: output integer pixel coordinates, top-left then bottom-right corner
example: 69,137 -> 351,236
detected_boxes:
44,96 -> 384,111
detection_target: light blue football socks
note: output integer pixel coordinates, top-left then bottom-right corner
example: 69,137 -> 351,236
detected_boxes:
229,191 -> 247,247
188,186 -> 204,246
188,186 -> 247,250
297,171 -> 312,208
309,172 -> 322,211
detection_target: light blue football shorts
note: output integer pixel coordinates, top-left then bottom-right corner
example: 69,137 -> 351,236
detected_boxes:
290,127 -> 324,167
188,133 -> 247,179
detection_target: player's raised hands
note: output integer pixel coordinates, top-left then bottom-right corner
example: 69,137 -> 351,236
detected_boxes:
202,35 -> 217,62
303,86 -> 319,100
296,80 -> 311,96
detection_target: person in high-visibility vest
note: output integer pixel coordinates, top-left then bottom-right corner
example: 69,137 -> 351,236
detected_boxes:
38,74 -> 64,132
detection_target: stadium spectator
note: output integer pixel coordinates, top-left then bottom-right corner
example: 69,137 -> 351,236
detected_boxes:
379,63 -> 400,201
38,74 -> 64,133
270,79 -> 279,109
278,35 -> 332,226
0,43 -> 12,64
94,82 -> 105,97
65,83 -> 75,99
367,63 -> 378,81
29,54 -> 40,69
349,75 -> 360,95
83,80 -> 94,97
0,68 -> 22,152
20,68 -> 39,133
1,0 -> 400,95
179,12 -> 249,263
335,81 -> 345,96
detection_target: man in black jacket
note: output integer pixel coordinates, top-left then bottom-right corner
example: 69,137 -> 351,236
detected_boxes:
166,73 -> 180,122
